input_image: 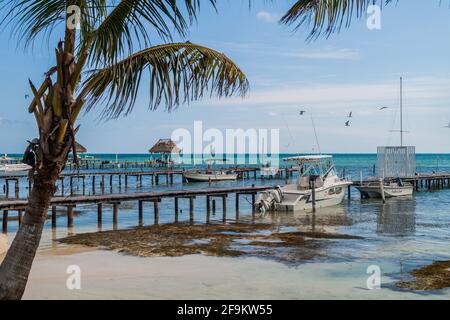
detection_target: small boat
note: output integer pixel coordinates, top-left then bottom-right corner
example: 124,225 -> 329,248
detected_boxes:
356,178 -> 413,199
356,78 -> 414,200
183,159 -> 238,182
256,155 -> 352,213
0,163 -> 32,172
260,163 -> 280,179
183,171 -> 238,182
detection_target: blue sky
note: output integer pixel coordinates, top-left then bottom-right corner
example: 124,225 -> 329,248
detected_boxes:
1,0 -> 450,153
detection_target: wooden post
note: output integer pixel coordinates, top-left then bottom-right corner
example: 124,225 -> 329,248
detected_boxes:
2,210 -> 8,233
52,206 -> 57,228
5,180 -> 9,199
82,176 -> 86,195
70,177 -> 74,196
60,178 -> 64,196
97,203 -> 103,224
15,179 -> 19,199
170,174 -> 174,185
347,185 -> 351,200
379,178 -> 386,203
125,175 -> 128,189
251,193 -> 256,216
222,195 -> 227,223
235,193 -> 239,222
138,200 -> 143,225
155,174 -> 159,185
189,196 -> 194,224
153,200 -> 159,225
92,176 -> 96,195
102,175 -> 105,193
311,179 -> 316,213
109,175 -> 113,192
113,203 -> 119,225
212,199 -> 216,214
67,205 -> 74,228
174,197 -> 179,223
17,209 -> 23,226
206,196 -> 211,224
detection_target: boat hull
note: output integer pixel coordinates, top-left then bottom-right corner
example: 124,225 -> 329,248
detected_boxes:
274,182 -> 352,212
356,185 -> 413,198
0,164 -> 32,173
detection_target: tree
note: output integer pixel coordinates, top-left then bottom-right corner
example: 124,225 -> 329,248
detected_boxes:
280,0 -> 391,39
0,0 -> 249,300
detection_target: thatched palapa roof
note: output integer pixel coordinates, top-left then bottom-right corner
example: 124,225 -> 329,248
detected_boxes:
149,139 -> 181,154
75,142 -> 87,153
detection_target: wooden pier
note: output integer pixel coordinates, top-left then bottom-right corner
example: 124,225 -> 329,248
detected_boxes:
0,185 -> 273,232
0,167 -> 259,198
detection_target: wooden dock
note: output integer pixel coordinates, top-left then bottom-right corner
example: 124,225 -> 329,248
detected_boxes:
0,167 -> 260,198
0,185 -> 274,232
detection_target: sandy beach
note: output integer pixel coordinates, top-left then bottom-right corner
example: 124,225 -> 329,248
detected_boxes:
20,246 -> 450,300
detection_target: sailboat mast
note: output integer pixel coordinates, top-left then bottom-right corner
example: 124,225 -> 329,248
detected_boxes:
400,77 -> 403,147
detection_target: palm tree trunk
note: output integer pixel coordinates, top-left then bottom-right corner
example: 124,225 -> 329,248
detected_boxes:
0,160 -> 62,300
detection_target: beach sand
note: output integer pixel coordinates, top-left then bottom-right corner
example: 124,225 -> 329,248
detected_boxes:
0,233 -> 8,256
21,247 -> 450,300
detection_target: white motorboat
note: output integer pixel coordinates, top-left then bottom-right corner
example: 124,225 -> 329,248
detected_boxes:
184,159 -> 238,182
183,171 -> 238,182
356,178 -> 413,199
256,155 -> 352,213
0,163 -> 32,173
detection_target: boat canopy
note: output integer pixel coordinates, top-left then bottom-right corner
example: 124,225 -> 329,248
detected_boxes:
283,155 -> 333,163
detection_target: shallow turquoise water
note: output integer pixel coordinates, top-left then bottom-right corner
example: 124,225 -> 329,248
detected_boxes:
2,153 -> 450,298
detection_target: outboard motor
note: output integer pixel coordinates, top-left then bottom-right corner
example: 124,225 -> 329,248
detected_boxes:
255,186 -> 283,215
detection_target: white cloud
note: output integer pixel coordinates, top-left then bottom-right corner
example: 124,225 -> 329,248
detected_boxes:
256,11 -> 281,23
287,48 -> 361,60
197,77 -> 450,112
218,41 -> 360,61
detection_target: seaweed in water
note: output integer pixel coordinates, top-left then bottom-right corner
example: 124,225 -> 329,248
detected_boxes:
59,223 -> 363,265
397,261 -> 450,291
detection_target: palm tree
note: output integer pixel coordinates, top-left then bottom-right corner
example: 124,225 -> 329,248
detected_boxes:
0,0 -> 248,300
281,0 -> 391,39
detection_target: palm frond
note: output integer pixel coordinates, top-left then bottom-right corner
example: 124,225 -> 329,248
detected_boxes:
87,0 -> 217,66
0,0 -> 106,47
80,42 -> 249,119
281,0 -> 392,39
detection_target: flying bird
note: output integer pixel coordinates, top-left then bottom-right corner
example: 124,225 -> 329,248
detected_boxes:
348,112 -> 353,118
25,94 -> 30,99
379,106 -> 389,110
299,110 -> 306,115
345,120 -> 351,127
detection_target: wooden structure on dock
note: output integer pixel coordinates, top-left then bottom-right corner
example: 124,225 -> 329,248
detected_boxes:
377,146 -> 416,178
149,139 -> 181,165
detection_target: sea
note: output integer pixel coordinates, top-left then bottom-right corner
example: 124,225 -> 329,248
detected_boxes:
1,153 -> 450,299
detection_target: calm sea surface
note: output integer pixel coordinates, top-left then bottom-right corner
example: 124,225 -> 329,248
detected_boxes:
2,153 -> 450,298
